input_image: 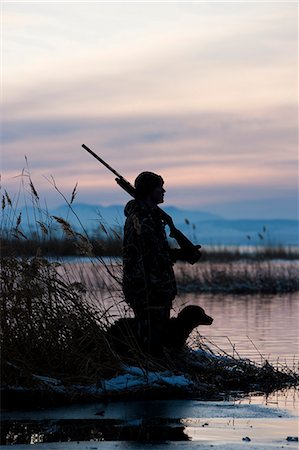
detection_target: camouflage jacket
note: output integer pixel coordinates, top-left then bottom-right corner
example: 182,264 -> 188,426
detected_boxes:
122,200 -> 177,310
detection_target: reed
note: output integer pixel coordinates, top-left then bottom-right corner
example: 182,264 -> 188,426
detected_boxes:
0,255 -> 122,385
1,235 -> 299,261
1,175 -> 122,388
199,244 -> 299,262
175,260 -> 299,294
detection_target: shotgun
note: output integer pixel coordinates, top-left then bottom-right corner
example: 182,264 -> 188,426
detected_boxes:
82,144 -> 201,262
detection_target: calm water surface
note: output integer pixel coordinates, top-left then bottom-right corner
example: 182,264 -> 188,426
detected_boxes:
174,292 -> 299,367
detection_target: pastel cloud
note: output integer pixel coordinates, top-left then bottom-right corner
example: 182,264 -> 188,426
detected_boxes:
1,2 -> 298,218
4,2 -> 297,117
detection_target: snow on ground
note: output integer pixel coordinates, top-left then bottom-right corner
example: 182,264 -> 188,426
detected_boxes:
102,365 -> 192,392
26,365 -> 194,398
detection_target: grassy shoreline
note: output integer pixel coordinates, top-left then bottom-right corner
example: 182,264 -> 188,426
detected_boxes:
1,254 -> 298,409
175,260 -> 299,294
1,235 -> 299,261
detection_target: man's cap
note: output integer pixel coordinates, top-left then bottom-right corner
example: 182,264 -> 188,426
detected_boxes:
134,171 -> 164,198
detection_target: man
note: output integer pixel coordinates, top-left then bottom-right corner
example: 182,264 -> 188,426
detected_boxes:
122,171 -> 200,356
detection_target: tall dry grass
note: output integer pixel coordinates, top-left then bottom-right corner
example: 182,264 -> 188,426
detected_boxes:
1,173 -> 126,387
0,255 -> 123,385
175,260 -> 299,294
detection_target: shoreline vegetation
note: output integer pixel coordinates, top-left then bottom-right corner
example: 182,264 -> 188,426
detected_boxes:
1,254 -> 298,409
1,238 -> 299,295
1,179 -> 299,407
1,235 -> 299,261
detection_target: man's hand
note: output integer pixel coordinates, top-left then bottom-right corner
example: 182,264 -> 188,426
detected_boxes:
170,245 -> 201,264
184,245 -> 201,264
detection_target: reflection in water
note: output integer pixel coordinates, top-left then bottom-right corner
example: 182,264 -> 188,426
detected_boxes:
240,386 -> 299,414
2,418 -> 190,445
2,395 -> 298,445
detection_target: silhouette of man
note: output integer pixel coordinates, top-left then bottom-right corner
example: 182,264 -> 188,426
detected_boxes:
122,171 -> 199,356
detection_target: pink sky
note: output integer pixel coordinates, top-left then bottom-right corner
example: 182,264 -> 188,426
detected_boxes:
1,2 -> 298,219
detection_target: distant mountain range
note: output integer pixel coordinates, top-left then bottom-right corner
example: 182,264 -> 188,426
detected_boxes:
15,203 -> 299,246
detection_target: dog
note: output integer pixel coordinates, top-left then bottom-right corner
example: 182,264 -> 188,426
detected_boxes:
164,305 -> 213,350
107,305 -> 213,356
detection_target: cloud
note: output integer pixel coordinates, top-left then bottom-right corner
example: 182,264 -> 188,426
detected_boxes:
2,107 -> 297,187
2,2 -> 298,218
3,2 -> 297,120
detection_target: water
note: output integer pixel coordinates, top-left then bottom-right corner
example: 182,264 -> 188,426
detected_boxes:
173,292 -> 299,368
1,261 -> 298,448
2,396 -> 298,448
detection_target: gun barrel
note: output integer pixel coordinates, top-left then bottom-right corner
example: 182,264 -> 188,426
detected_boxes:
82,144 -> 123,179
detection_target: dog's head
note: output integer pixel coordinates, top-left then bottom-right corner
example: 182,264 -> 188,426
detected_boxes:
177,305 -> 213,328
